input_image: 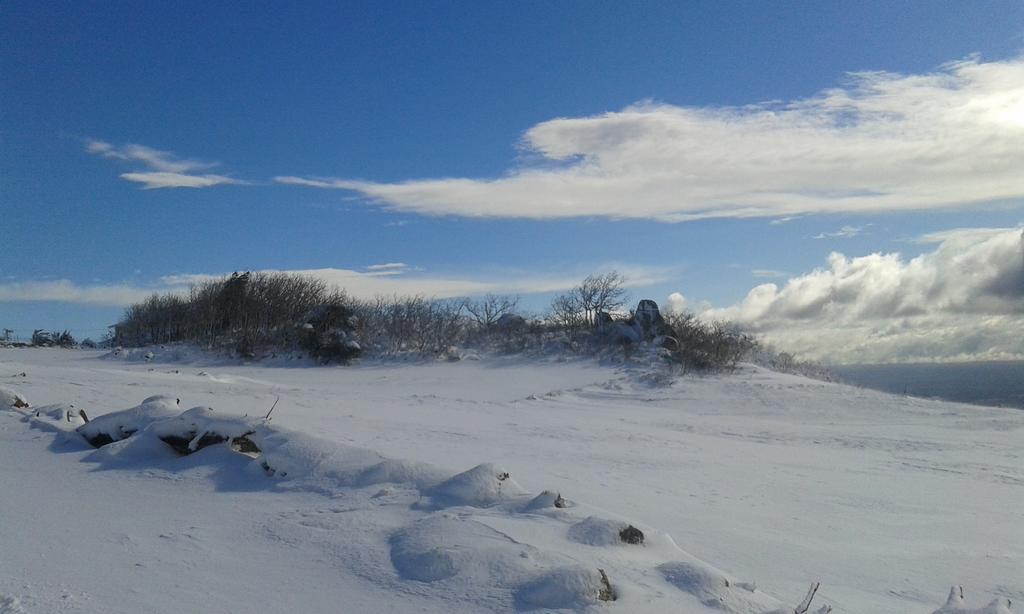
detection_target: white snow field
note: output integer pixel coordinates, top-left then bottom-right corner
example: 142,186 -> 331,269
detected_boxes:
1,348 -> 1020,614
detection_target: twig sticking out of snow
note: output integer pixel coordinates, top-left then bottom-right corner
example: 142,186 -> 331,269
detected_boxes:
794,582 -> 830,614
264,396 -> 280,421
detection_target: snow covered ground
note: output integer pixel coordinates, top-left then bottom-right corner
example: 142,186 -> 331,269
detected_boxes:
1,347 -> 1019,613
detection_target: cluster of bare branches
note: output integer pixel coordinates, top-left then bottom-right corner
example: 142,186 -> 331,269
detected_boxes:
548,272 -> 628,332
354,296 -> 469,356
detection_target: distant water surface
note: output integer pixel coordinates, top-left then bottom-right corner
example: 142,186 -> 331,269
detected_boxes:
830,361 -> 1024,410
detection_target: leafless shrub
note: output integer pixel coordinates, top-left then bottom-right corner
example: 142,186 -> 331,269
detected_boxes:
663,312 -> 757,373
548,271 -> 628,333
465,294 -> 519,329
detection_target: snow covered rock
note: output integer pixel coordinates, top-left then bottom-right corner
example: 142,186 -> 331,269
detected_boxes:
428,463 -> 526,507
523,490 -> 568,511
147,406 -> 260,455
26,403 -> 88,430
567,516 -> 631,546
76,395 -> 180,447
0,385 -> 29,409
619,524 -> 644,544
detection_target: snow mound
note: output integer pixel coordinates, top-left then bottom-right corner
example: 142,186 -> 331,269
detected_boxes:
567,515 -> 630,546
513,566 -> 605,610
253,429 -> 384,482
0,385 -> 29,409
389,514 -> 550,585
76,395 -> 180,447
353,459 -> 449,489
428,463 -> 527,507
659,559 -> 784,613
933,586 -> 1014,614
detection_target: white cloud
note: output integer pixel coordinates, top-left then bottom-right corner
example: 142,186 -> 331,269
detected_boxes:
666,292 -> 688,314
363,263 -> 410,277
696,227 -> 1024,363
0,280 -> 182,306
120,172 -> 241,189
277,55 -> 1024,221
5,265 -> 669,308
813,225 -> 868,240
87,140 -> 243,189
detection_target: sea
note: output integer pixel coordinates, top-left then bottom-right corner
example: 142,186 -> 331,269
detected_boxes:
830,361 -> 1024,410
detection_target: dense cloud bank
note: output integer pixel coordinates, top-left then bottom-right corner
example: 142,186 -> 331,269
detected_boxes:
695,228 -> 1024,364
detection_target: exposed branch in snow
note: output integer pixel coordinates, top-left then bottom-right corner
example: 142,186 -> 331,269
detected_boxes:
264,395 -> 280,421
794,582 -> 830,614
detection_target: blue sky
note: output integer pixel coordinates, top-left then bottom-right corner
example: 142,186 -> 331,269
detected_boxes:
2,2 -> 1023,362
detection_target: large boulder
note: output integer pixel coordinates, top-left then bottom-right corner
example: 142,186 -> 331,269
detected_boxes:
633,299 -> 669,341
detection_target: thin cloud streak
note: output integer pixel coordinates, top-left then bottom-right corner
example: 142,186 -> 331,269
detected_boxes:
278,55 -> 1024,222
813,225 -> 868,240
120,172 -> 242,189
87,140 -> 243,189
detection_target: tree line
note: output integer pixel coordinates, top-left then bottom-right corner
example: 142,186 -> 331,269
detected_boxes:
108,270 -> 758,371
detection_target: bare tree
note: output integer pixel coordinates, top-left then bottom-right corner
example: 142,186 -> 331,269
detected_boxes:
549,293 -> 586,333
465,294 -> 519,328
547,271 -> 628,335
576,271 -> 627,325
